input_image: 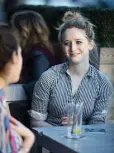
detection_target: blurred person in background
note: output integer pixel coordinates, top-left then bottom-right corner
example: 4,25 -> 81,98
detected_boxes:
11,10 -> 56,84
10,11 -> 57,101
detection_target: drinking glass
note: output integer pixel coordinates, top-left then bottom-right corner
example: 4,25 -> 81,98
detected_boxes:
64,102 -> 75,138
63,102 -> 83,139
72,102 -> 83,139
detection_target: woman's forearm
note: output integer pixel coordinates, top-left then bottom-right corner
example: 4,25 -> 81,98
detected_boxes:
19,133 -> 34,153
31,118 -> 53,128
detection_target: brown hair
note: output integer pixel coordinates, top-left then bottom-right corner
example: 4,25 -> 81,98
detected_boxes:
0,25 -> 19,71
58,11 -> 95,43
11,10 -> 53,53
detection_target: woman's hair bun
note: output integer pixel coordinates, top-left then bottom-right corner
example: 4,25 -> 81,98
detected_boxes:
62,11 -> 83,22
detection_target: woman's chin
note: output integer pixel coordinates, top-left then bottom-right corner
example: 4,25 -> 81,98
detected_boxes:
69,57 -> 82,64
11,76 -> 20,84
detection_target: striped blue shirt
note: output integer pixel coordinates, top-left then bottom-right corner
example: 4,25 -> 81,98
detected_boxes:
31,63 -> 113,126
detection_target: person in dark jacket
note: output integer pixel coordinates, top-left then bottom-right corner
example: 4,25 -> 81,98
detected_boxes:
10,10 -> 56,84
10,11 -> 57,104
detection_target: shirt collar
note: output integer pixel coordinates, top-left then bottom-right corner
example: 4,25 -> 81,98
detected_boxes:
61,62 -> 68,73
87,65 -> 95,78
61,62 -> 95,78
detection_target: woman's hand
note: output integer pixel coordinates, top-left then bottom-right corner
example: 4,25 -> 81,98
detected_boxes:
10,116 -> 35,153
10,116 -> 34,138
61,116 -> 69,126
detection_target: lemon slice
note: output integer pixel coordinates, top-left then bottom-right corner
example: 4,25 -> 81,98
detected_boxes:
74,128 -> 81,134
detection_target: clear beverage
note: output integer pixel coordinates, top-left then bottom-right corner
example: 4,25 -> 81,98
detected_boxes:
63,102 -> 83,139
64,103 -> 75,137
72,102 -> 83,138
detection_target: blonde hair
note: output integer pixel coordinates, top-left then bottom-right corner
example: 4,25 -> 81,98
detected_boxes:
11,10 -> 53,53
58,11 -> 95,43
58,11 -> 99,69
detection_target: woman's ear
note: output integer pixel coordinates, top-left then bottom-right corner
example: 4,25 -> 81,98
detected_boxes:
89,40 -> 94,51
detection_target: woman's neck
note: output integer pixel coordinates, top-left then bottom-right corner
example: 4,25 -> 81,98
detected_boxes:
68,61 -> 89,77
0,73 -> 9,89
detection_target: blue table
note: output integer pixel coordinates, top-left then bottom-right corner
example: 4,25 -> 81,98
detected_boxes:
34,124 -> 114,153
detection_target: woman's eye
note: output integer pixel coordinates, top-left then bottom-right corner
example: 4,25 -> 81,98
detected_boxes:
76,41 -> 82,44
64,42 -> 70,46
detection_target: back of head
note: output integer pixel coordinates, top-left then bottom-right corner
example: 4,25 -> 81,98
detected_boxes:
58,11 -> 95,43
11,10 -> 52,52
0,25 -> 19,71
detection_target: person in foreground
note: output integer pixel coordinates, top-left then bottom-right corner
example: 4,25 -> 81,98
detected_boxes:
30,11 -> 113,127
0,29 -> 34,153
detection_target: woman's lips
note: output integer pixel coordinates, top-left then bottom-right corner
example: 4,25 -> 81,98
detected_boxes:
70,53 -> 80,56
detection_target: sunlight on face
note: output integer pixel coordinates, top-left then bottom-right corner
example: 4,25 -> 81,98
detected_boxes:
63,27 -> 93,64
14,46 -> 23,82
18,46 -> 23,73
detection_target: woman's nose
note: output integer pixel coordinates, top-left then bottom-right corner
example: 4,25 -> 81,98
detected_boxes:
70,43 -> 77,52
